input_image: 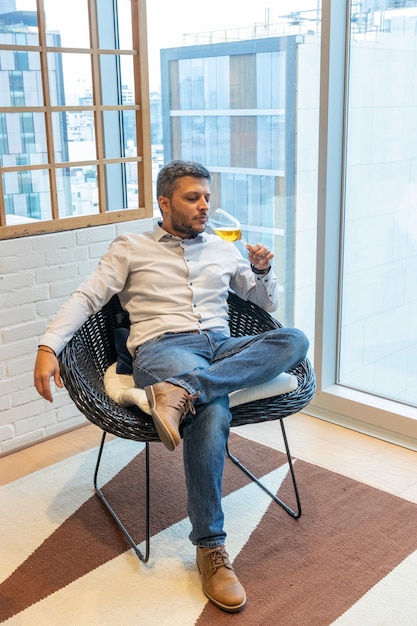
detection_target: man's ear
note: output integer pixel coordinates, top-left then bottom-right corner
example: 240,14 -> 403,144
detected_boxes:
158,195 -> 170,215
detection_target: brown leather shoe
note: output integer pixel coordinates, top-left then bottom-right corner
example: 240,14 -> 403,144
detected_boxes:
196,545 -> 246,613
144,382 -> 196,451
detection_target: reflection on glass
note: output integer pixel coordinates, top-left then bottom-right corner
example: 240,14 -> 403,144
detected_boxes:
48,52 -> 92,106
56,166 -> 98,217
339,2 -> 417,407
43,0 -> 90,48
52,111 -> 96,163
3,169 -> 52,223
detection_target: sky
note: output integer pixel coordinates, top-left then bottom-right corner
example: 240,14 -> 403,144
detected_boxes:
14,0 -> 320,91
145,0 -> 320,90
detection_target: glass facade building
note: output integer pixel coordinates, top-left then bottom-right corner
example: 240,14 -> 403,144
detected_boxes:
160,36 -> 299,323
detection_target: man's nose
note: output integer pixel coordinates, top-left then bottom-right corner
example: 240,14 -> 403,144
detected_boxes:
199,198 -> 210,211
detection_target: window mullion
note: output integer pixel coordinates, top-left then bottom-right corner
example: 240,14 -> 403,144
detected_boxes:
133,0 -> 153,211
37,0 -> 58,220
313,0 -> 348,393
88,0 -> 107,214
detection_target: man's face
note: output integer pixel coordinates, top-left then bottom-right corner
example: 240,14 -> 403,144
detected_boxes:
159,176 -> 211,238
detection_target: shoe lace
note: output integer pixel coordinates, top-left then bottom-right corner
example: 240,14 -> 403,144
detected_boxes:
206,546 -> 231,570
175,391 -> 199,419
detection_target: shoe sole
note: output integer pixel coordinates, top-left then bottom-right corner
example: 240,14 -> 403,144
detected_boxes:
145,386 -> 177,452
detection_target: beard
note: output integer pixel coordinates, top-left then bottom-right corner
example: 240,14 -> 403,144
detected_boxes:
170,205 -> 206,238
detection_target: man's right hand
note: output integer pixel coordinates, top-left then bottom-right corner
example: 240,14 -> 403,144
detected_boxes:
34,349 -> 63,403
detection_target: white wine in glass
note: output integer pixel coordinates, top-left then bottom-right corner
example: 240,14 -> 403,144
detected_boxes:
208,208 -> 248,246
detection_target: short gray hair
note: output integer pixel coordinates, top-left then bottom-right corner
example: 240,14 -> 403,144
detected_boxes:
156,160 -> 212,200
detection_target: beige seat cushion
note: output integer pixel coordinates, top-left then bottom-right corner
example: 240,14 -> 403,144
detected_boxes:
104,363 -> 298,415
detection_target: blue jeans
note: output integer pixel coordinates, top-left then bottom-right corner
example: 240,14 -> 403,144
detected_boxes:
133,327 -> 308,548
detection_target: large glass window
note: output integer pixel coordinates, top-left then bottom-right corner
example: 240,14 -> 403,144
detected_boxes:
339,1 -> 417,407
0,0 -> 152,238
152,1 -> 321,329
2,0 -> 415,441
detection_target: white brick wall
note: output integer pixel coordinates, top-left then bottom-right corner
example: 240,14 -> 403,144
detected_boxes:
0,218 -> 154,456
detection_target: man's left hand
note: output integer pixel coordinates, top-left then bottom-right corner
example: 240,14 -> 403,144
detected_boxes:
246,243 -> 274,271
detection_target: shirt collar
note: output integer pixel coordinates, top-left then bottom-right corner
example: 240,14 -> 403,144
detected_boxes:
153,221 -> 208,242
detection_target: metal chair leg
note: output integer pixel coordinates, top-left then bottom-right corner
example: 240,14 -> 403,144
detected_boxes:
227,419 -> 301,519
93,431 -> 151,562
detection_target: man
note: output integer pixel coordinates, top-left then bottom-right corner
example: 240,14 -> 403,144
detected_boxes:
34,160 -> 308,613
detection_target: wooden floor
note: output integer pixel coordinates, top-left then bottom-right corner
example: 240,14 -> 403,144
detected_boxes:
1,413 -> 417,505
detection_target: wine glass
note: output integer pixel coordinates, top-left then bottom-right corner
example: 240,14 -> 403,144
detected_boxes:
208,208 -> 248,246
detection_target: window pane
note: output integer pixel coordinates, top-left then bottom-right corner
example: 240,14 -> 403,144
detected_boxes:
105,163 -> 125,211
0,51 -> 42,107
125,163 -> 139,208
48,52 -> 92,106
53,111 -> 96,163
0,112 -> 47,166
230,54 -> 256,109
190,58 -> 204,109
103,110 -> 123,159
100,55 -> 119,105
257,51 -> 286,109
0,0 -> 147,236
97,0 -> 125,49
123,110 -> 137,156
3,169 -> 52,222
178,59 -> 192,109
117,0 -> 133,50
57,165 -> 98,217
100,54 -> 134,106
43,0 -> 90,48
339,3 -> 417,406
230,117 -> 257,168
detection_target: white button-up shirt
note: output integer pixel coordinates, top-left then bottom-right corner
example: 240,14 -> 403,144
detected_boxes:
40,223 -> 279,356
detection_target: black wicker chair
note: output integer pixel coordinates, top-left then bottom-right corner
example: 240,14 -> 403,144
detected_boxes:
59,292 -> 315,562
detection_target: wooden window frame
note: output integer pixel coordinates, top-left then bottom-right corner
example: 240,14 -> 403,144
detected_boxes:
0,0 -> 152,240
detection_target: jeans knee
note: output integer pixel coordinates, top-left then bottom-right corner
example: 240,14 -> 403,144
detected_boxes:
291,328 -> 309,360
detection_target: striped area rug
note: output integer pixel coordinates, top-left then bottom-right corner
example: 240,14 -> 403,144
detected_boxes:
1,433 -> 417,625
